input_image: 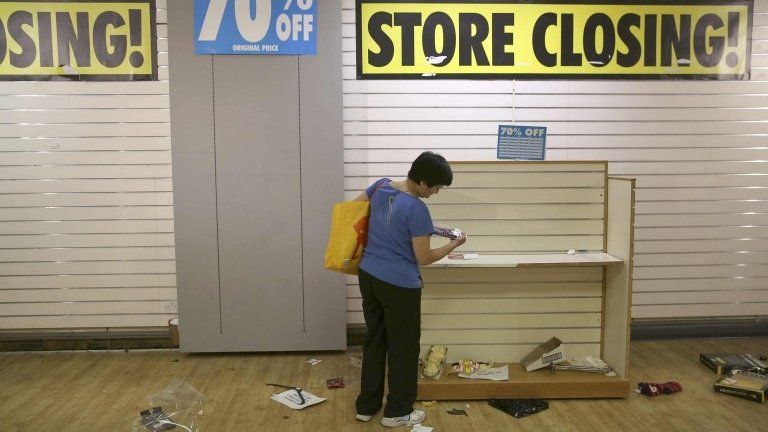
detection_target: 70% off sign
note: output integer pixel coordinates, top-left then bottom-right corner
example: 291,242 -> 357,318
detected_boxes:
497,125 -> 547,160
195,0 -> 316,55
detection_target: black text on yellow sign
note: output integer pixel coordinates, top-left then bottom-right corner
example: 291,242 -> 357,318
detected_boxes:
356,0 -> 753,80
0,0 -> 156,81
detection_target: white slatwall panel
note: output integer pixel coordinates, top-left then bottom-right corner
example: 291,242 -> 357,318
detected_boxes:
419,266 -> 603,362
0,0 -> 174,329
425,163 -> 606,253
415,162 -> 607,362
342,0 -> 768,323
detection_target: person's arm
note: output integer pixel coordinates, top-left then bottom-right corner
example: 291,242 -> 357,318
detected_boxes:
353,191 -> 369,201
412,234 -> 467,266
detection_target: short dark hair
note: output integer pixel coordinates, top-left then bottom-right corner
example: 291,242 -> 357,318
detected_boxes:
408,151 -> 453,187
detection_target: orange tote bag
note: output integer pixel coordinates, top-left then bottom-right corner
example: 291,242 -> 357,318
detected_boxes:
323,201 -> 371,275
324,180 -> 387,275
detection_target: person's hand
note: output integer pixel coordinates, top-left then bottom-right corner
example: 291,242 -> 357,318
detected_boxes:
450,234 -> 467,250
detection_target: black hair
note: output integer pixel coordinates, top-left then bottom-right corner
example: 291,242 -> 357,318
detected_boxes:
407,151 -> 453,187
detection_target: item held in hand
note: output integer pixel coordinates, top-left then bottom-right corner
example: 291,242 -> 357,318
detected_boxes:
326,377 -> 345,389
488,398 -> 549,418
434,226 -> 462,240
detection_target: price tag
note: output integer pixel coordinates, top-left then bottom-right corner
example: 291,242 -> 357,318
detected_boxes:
195,0 -> 316,55
497,125 -> 547,160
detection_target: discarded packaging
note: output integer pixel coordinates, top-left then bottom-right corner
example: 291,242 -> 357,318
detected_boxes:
421,345 -> 447,379
714,370 -> 768,403
450,358 -> 493,375
447,253 -> 479,260
636,381 -> 682,397
700,353 -> 767,375
139,407 -> 175,432
521,337 -> 565,372
130,380 -> 206,432
348,355 -> 362,368
326,377 -> 345,389
459,364 -> 509,381
555,355 -> 616,376
270,389 -> 326,410
488,398 -> 549,418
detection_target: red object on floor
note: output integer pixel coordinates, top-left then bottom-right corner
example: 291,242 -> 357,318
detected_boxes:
636,381 -> 682,396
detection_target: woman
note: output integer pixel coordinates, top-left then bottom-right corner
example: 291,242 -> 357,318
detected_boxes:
353,151 -> 467,428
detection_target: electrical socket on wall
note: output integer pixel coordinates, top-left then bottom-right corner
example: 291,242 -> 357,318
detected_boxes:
160,301 -> 178,313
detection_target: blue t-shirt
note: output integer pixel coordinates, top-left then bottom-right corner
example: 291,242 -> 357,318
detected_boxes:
359,178 -> 435,288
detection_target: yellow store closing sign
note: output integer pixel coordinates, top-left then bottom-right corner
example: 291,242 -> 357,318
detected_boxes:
356,0 -> 753,79
0,0 -> 156,81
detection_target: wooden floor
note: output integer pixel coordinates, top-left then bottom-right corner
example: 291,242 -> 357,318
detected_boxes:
1,337 -> 766,431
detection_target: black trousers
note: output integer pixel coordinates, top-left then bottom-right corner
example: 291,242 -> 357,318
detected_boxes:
355,268 -> 421,418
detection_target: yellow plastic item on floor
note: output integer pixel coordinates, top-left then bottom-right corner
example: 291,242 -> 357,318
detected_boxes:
324,201 -> 371,275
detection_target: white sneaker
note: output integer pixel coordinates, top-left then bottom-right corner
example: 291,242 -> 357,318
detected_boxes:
355,413 -> 373,422
381,409 -> 426,428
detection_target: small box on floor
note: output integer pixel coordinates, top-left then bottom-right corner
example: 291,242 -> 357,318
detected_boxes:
713,370 -> 768,403
521,337 -> 565,372
699,353 -> 767,375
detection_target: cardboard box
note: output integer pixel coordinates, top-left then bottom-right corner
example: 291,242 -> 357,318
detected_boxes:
700,353 -> 767,375
713,370 -> 768,403
521,337 -> 565,372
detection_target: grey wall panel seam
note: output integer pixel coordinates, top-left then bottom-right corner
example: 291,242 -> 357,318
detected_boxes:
298,58 -> 306,334
211,56 -> 223,336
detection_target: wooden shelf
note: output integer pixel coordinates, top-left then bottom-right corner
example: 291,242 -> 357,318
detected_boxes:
428,253 -> 622,268
417,364 -> 630,400
417,163 -> 635,400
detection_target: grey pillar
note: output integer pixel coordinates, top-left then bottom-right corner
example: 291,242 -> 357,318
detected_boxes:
168,1 -> 345,352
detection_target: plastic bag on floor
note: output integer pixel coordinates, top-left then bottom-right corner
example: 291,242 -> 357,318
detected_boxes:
130,380 -> 206,432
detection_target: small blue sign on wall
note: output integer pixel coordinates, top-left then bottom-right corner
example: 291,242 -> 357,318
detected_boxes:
195,0 -> 317,55
497,125 -> 547,160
